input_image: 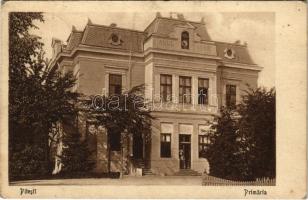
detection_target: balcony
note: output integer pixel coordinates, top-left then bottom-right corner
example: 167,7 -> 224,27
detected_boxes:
144,37 -> 217,57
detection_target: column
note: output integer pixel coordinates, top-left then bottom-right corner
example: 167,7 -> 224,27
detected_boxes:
211,75 -> 218,107
104,73 -> 109,96
192,76 -> 198,106
154,73 -> 160,103
172,75 -> 179,104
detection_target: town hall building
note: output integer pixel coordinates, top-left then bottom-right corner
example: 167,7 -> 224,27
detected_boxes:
49,13 -> 262,176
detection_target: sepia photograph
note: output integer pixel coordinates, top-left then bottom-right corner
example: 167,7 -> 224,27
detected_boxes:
0,1 -> 306,198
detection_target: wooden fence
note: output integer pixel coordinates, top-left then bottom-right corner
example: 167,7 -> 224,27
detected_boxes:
202,174 -> 275,186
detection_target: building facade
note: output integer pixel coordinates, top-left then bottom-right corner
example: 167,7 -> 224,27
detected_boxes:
50,14 -> 262,176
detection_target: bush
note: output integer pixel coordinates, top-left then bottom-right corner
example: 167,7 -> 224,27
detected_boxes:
9,145 -> 49,180
59,131 -> 95,174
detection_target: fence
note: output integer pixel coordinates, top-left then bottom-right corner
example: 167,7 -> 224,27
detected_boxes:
202,174 -> 275,186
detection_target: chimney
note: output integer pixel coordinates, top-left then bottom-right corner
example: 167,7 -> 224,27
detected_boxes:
177,13 -> 185,20
87,18 -> 93,25
234,40 -> 241,45
51,38 -> 63,58
72,25 -> 77,32
201,17 -> 205,24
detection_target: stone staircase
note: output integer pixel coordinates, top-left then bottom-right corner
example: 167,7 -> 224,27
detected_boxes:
134,159 -> 155,176
173,169 -> 202,176
142,168 -> 155,176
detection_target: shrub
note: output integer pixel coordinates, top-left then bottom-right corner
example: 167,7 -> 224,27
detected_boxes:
9,145 -> 49,180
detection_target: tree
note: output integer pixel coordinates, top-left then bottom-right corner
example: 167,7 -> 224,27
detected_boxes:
60,120 -> 95,174
237,87 -> 276,179
205,108 -> 250,180
82,85 -> 152,173
205,87 -> 275,181
9,12 -> 78,179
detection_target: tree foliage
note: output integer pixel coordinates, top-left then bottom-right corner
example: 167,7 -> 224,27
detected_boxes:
83,85 -> 152,140
60,121 -> 95,174
205,87 -> 275,181
9,12 -> 78,178
82,85 -> 153,172
237,87 -> 276,179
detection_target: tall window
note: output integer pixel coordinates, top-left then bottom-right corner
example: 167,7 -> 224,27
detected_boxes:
109,74 -> 122,96
198,78 -> 209,105
160,74 -> 172,102
226,84 -> 236,107
161,133 -> 171,158
179,76 -> 191,104
181,31 -> 189,49
199,135 -> 210,158
109,130 -> 121,151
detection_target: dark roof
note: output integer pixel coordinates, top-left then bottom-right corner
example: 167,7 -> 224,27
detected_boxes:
215,42 -> 255,65
144,17 -> 211,41
66,31 -> 83,51
62,17 -> 255,66
64,23 -> 145,53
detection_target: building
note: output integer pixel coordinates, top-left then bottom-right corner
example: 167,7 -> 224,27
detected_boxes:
49,13 -> 262,176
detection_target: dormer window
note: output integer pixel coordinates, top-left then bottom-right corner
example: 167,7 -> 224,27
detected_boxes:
109,33 -> 122,46
111,34 -> 119,43
181,31 -> 189,49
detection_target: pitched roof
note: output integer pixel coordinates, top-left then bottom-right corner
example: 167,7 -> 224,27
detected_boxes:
63,22 -> 146,54
144,17 -> 211,41
215,42 -> 256,65
62,17 -> 256,66
66,31 -> 83,51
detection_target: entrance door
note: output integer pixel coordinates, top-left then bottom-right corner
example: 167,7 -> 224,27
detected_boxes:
133,134 -> 143,159
179,134 -> 191,169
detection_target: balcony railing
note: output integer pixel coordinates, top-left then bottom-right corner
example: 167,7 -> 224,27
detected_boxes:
145,37 -> 217,56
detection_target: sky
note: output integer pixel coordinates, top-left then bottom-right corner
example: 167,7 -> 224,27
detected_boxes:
32,12 -> 275,88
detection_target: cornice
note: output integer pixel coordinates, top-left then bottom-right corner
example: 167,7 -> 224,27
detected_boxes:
220,61 -> 263,71
144,47 -> 221,60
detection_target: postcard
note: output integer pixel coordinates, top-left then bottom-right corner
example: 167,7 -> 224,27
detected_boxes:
0,1 -> 306,198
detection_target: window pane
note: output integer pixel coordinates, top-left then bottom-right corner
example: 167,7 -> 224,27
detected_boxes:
110,74 -> 121,85
109,74 -> 122,96
199,78 -> 209,88
179,77 -> 184,86
226,84 -> 236,107
109,130 -> 121,151
160,75 -> 166,84
166,135 -> 171,142
161,133 -> 171,157
166,76 -> 172,84
186,78 -> 191,86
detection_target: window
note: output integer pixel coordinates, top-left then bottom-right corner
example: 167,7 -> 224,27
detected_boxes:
179,76 -> 191,104
198,78 -> 209,105
226,84 -> 236,108
181,31 -> 189,49
111,34 -> 119,43
179,134 -> 191,143
109,74 -> 122,96
161,133 -> 171,158
199,135 -> 210,158
109,130 -> 121,151
160,74 -> 172,102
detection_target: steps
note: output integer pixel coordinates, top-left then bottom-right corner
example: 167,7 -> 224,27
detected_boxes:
142,168 -> 155,176
133,159 -> 155,176
173,169 -> 202,176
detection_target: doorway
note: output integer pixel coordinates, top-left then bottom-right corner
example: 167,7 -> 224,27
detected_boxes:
179,134 -> 191,169
133,134 -> 143,159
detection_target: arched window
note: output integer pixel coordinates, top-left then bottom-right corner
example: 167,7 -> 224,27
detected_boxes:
181,31 -> 189,49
